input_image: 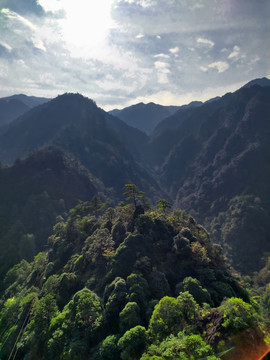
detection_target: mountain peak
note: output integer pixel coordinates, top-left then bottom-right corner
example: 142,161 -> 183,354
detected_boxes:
242,77 -> 270,88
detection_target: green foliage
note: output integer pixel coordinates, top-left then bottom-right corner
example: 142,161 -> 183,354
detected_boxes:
126,273 -> 149,311
0,197 -> 266,359
117,325 -> 147,360
156,199 -> 172,215
148,270 -> 170,300
176,277 -> 213,306
31,294 -> 59,339
219,297 -> 257,332
95,334 -> 120,360
123,184 -> 145,207
141,331 -> 219,360
148,296 -> 184,342
119,302 -> 141,333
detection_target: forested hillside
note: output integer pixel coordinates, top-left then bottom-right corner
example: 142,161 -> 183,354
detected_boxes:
0,147 -> 106,280
0,192 -> 268,360
157,85 -> 270,273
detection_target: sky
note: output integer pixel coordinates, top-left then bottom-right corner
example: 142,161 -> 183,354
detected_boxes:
0,0 -> 269,110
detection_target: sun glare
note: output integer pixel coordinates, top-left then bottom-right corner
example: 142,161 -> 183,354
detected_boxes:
39,0 -> 116,57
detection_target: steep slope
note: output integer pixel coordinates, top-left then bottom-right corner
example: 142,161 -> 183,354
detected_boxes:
0,93 -> 161,199
159,85 -> 270,273
147,94 -> 231,167
0,94 -> 49,126
0,146 -> 105,278
109,102 -> 182,134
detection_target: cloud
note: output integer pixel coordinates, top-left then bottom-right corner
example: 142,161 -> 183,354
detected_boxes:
154,61 -> 170,84
0,0 -> 45,16
154,61 -> 170,70
196,37 -> 214,48
0,0 -> 269,109
0,40 -> 12,52
228,45 -> 242,60
0,8 -> 36,30
169,46 -> 179,54
154,53 -> 170,59
199,66 -> 208,72
208,61 -> 229,73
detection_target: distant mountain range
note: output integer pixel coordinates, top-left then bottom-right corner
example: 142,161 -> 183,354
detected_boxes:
0,93 -> 162,199
109,101 -> 202,134
0,94 -> 49,126
0,77 -> 270,274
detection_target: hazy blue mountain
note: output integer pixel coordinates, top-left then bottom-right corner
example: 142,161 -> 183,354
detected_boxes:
2,94 -> 49,108
0,94 -> 50,126
109,102 -> 183,134
0,98 -> 30,126
242,76 -> 270,88
0,93 -> 162,199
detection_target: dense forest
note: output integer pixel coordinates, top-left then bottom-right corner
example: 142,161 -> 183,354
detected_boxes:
0,187 -> 269,359
0,79 -> 270,358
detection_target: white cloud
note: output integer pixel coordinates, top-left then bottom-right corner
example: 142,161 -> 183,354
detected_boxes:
228,45 -> 240,59
31,36 -> 46,51
199,66 -> 208,72
154,60 -> 170,84
0,40 -> 12,52
154,61 -> 169,70
0,63 -> 8,78
208,61 -> 229,73
0,8 -> 36,30
169,46 -> 179,54
250,55 -> 260,64
0,0 -> 269,109
196,37 -> 215,48
154,53 -> 170,59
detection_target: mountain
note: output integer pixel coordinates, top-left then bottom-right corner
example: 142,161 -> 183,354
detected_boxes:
147,94 -> 231,166
1,79 -> 270,276
156,84 -> 270,273
0,94 -> 49,126
0,80 -> 270,359
0,93 -> 162,199
2,94 -> 49,108
0,146 -> 105,278
0,200 -> 265,360
109,102 -> 183,134
242,76 -> 270,88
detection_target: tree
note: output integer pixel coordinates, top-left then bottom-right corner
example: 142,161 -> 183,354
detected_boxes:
219,297 -> 257,332
148,296 -> 183,342
123,184 -> 145,207
89,195 -> 108,217
156,199 -> 171,215
96,335 -> 120,360
119,302 -> 141,333
141,331 -> 219,360
31,294 -> 59,354
118,325 -> 147,360
176,277 -> 212,306
177,291 -> 200,323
